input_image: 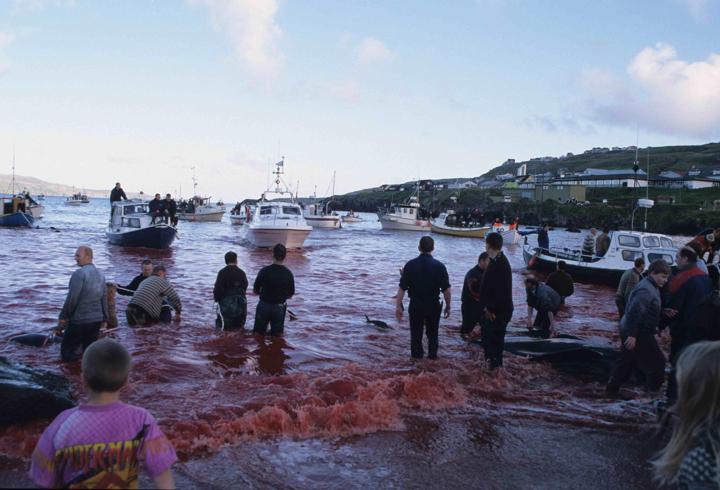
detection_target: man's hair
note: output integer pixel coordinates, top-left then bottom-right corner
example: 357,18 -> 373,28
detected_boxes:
115,182 -> 120,186
225,251 -> 238,264
486,232 -> 503,250
557,260 -> 566,271
273,243 -> 287,261
152,265 -> 166,275
82,338 -> 131,393
603,226 -> 610,233
141,259 -> 152,266
478,251 -> 489,262
634,257 -> 645,268
648,259 -> 671,275
687,241 -> 704,259
524,276 -> 539,287
679,246 -> 698,263
78,246 -> 93,259
155,193 -> 161,198
419,236 -> 434,253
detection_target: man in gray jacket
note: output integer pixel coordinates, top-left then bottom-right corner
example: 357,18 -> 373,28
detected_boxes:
525,276 -> 562,338
58,246 -> 108,362
615,257 -> 645,318
606,259 -> 671,396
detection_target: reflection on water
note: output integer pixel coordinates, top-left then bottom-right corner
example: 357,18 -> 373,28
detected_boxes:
0,197 -> 662,487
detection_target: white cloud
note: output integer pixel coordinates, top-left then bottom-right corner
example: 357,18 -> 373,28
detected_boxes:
356,37 -> 393,64
193,0 -> 283,81
581,43 -> 720,138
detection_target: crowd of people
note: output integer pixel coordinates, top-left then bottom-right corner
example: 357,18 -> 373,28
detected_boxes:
110,182 -> 179,226
26,224 -> 720,488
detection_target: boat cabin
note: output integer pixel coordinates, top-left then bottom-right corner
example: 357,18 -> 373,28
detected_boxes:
2,196 -> 28,215
605,231 -> 677,265
253,202 -> 304,222
110,200 -> 152,230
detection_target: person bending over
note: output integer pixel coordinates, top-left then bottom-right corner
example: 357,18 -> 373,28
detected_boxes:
525,276 -> 562,339
126,265 -> 182,326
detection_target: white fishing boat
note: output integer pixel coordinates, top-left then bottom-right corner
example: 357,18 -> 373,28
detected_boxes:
64,192 -> 89,206
176,169 -> 225,222
431,211 -> 490,238
304,172 -> 341,229
377,190 -> 431,231
523,199 -> 677,285
245,159 -> 312,248
229,202 -> 255,226
491,220 -> 520,244
341,210 -> 363,223
106,200 -> 177,249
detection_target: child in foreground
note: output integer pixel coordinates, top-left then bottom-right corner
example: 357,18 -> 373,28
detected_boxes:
29,338 -> 177,489
653,341 -> 720,488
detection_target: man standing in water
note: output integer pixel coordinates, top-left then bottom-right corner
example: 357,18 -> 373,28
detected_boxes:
214,251 -> 249,330
460,252 -> 489,335
396,236 -> 451,359
478,232 -> 513,370
253,244 -> 295,335
58,246 -> 108,362
117,259 -> 153,296
615,257 -> 645,318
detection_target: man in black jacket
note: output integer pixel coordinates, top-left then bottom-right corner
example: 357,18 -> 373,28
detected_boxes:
546,260 -> 574,304
461,252 -> 489,335
110,182 -> 128,204
253,244 -> 295,335
117,260 -> 153,297
148,193 -> 163,224
396,236 -> 451,359
214,251 -> 249,330
163,194 -> 178,226
478,232 -> 514,370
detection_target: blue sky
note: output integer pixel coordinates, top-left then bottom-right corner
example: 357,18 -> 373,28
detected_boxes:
0,0 -> 719,199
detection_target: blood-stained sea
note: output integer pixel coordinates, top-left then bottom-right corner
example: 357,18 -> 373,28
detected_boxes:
0,198 -> 664,488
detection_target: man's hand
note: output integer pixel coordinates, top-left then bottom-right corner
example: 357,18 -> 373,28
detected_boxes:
624,336 -> 637,350
395,304 -> 403,321
443,305 -> 450,319
663,308 -> 678,318
100,321 -> 107,329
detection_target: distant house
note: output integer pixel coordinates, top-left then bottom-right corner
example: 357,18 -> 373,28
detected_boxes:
447,180 -> 477,189
556,168 -> 648,187
476,179 -> 501,189
495,173 -> 515,181
433,183 -> 448,190
657,195 -> 676,205
534,184 -> 586,203
651,176 -> 719,190
502,158 -> 516,166
417,180 -> 434,191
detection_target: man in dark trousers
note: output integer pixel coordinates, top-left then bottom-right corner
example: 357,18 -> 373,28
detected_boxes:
253,244 -> 295,335
117,259 -> 153,296
395,236 -> 451,359
214,251 -> 249,330
537,223 -> 550,253
606,259 -> 670,396
525,276 -> 562,338
148,193 -> 163,224
163,194 -> 178,226
478,232 -> 514,370
546,260 -> 574,304
110,182 -> 128,204
663,246 -> 712,401
461,252 -> 490,335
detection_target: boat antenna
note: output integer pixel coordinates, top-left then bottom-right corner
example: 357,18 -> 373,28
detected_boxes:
191,166 -> 198,196
632,125 -> 640,189
644,148 -> 650,231
11,147 -> 16,195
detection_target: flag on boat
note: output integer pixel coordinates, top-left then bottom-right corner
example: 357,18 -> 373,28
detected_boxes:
276,160 -> 284,167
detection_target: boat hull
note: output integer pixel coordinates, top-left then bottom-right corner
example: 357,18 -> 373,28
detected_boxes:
229,215 -> 245,226
305,216 -> 341,229
522,245 -> 623,285
341,216 -> 362,223
378,215 -> 431,231
106,225 -> 177,249
177,211 -> 225,222
64,201 -> 84,206
0,212 -> 35,228
28,204 -> 44,219
431,223 -> 490,238
246,227 -> 312,248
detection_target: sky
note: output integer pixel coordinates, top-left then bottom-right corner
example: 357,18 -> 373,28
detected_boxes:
0,0 -> 719,199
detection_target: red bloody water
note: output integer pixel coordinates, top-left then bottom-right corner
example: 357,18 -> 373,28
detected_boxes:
0,198 -> 664,487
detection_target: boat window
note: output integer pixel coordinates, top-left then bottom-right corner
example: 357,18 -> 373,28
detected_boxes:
260,207 -> 274,215
648,253 -> 673,264
124,205 -> 147,215
643,236 -> 660,248
282,207 -> 300,215
121,217 -> 141,228
660,237 -> 674,248
618,235 -> 641,247
622,250 -> 643,261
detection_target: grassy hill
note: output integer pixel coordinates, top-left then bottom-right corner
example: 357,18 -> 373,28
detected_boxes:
0,174 -> 141,198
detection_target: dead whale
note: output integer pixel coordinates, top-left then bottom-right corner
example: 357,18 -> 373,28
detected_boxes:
10,332 -> 62,347
365,315 -> 392,330
0,356 -> 75,426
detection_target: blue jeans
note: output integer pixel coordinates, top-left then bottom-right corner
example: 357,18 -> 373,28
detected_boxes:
253,300 -> 286,335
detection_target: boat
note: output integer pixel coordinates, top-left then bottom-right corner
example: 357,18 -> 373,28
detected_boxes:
229,201 -> 255,226
431,210 -> 490,238
304,172 -> 341,229
64,193 -> 89,205
491,219 -> 520,244
28,202 -> 44,220
0,196 -> 35,227
523,200 -> 677,285
37,194 -> 45,201
106,200 -> 177,249
177,195 -> 225,222
377,188 -> 431,231
245,159 -> 312,248
341,210 -> 363,223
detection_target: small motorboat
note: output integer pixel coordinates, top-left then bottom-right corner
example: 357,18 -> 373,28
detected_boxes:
106,200 -> 177,249
304,202 -> 341,229
341,211 -> 363,223
491,220 -> 519,244
0,196 -> 35,227
377,189 -> 431,231
64,193 -> 89,205
177,196 -> 225,222
229,202 -> 255,226
431,211 -> 490,238
37,194 -> 46,201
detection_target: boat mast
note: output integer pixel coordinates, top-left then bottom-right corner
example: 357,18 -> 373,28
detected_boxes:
191,166 -> 198,196
644,148 -> 650,231
11,148 -> 16,195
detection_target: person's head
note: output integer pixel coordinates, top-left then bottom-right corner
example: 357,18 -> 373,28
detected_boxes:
81,338 -> 131,394
418,236 -> 434,254
633,257 -> 645,272
115,182 -> 121,189
225,251 -> 238,265
603,226 -> 610,234
557,260 -> 566,271
154,193 -> 161,200
542,222 -> 549,230
524,276 -> 539,291
141,259 -> 153,277
165,193 -> 172,200
74,246 -> 93,266
648,259 -> 671,287
485,232 -> 503,256
676,246 -> 698,268
687,241 -> 704,261
653,341 -> 720,483
478,251 -> 490,270
273,243 -> 287,262
590,227 -> 597,236
152,265 -> 166,278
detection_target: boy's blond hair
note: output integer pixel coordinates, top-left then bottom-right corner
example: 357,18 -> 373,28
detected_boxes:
81,338 -> 131,392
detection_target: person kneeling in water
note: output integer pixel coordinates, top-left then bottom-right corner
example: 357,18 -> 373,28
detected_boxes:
126,265 -> 182,326
525,276 -> 562,338
214,251 -> 248,330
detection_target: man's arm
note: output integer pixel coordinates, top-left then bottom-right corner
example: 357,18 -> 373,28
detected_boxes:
212,272 -> 223,303
165,285 -> 182,313
395,287 -> 406,320
59,271 -> 83,321
121,189 -> 128,200
442,287 -> 451,318
101,281 -> 108,323
253,270 -> 263,295
526,304 -> 534,328
287,272 -> 295,299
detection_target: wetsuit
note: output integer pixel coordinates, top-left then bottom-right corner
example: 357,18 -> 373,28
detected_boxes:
148,198 -> 163,223
399,253 -> 451,359
214,265 -> 249,330
478,252 -> 513,369
164,199 -> 178,226
461,265 -> 485,334
253,264 -> 295,335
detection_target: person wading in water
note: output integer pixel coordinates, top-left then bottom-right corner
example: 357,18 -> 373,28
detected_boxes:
396,236 -> 451,359
252,244 -> 295,336
117,259 -> 153,296
214,251 -> 249,330
460,252 -> 489,336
